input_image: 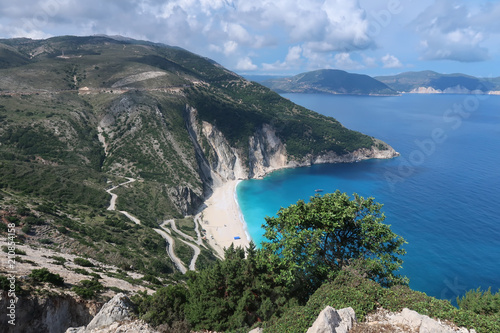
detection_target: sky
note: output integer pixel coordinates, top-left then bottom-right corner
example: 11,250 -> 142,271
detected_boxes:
1,0 -> 500,77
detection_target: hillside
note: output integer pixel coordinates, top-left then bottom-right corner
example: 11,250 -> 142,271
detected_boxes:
0,35 -> 398,293
376,71 -> 500,93
261,69 -> 398,95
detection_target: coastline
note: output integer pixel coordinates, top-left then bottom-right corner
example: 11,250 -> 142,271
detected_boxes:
200,179 -> 251,258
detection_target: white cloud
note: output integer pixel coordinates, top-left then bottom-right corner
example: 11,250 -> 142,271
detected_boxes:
411,0 -> 494,62
334,53 -> 363,70
381,54 -> 402,68
262,45 -> 304,71
223,40 -> 238,55
236,56 -> 258,71
362,54 -> 377,68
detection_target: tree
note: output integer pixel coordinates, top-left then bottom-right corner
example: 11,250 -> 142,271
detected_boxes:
185,243 -> 293,331
261,191 -> 407,300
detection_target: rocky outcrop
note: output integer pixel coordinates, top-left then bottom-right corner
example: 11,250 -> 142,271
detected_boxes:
307,306 -> 356,333
349,307 -> 477,333
168,186 -> 204,216
0,292 -> 100,333
248,123 -> 288,178
65,293 -> 158,333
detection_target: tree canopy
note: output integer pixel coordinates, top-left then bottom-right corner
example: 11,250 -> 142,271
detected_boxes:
262,191 -> 408,299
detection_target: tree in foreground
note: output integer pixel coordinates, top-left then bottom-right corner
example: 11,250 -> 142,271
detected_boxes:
262,191 -> 408,300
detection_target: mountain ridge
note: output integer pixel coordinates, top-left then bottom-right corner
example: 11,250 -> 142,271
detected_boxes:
261,69 -> 399,95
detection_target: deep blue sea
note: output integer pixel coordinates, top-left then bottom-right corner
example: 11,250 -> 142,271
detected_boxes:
237,93 -> 500,302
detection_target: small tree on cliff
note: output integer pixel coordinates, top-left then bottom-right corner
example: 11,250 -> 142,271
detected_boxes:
262,190 -> 408,299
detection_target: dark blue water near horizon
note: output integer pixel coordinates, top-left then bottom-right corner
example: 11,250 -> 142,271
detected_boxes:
237,93 -> 500,302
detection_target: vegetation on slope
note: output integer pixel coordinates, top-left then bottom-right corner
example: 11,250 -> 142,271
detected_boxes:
188,82 -> 376,158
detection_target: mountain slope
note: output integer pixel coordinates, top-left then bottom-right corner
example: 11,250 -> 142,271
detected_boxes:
262,69 -> 398,95
376,70 -> 500,93
0,36 -> 398,281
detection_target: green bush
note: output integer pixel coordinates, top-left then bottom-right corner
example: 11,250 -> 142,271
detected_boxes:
132,284 -> 189,328
50,256 -> 66,265
72,279 -> 104,299
74,257 -> 94,267
29,268 -> 64,286
457,287 -> 500,316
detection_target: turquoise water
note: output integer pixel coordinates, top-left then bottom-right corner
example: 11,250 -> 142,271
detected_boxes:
237,93 -> 500,302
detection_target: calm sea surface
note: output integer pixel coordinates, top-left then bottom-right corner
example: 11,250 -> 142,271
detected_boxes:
237,93 -> 500,302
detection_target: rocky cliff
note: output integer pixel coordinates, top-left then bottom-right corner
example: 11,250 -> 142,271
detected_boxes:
185,105 -> 399,189
0,292 -> 100,333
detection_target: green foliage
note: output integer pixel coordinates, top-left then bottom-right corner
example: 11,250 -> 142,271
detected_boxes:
1,245 -> 26,255
29,268 -> 64,286
457,287 -> 500,316
0,273 -> 22,294
74,257 -> 94,267
185,244 -> 294,332
132,284 -> 190,328
50,256 -> 67,265
262,191 -> 407,301
72,279 -> 104,299
188,83 -> 376,159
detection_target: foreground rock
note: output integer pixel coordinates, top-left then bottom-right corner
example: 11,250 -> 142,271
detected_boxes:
0,292 -> 99,333
349,307 -> 477,333
307,306 -> 356,333
65,293 -> 158,333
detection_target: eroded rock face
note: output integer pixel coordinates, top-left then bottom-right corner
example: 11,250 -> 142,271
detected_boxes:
65,293 -> 158,333
185,104 -> 399,189
0,292 -> 99,333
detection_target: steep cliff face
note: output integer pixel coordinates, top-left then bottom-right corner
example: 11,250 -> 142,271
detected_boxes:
0,292 -> 100,333
185,105 -> 399,191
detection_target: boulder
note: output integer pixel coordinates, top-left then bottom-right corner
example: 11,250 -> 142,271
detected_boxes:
306,306 -> 356,333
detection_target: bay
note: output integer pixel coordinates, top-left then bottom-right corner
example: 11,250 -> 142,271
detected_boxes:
237,93 -> 500,302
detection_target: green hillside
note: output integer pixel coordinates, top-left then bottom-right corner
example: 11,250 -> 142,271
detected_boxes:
0,36 -> 393,282
262,69 -> 398,95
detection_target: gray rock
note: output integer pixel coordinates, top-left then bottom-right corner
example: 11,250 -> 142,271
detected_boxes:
248,328 -> 263,333
306,306 -> 356,333
387,308 -> 476,333
65,293 -> 153,333
85,293 -> 133,331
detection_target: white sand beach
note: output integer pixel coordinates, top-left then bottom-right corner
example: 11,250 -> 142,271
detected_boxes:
200,180 -> 251,258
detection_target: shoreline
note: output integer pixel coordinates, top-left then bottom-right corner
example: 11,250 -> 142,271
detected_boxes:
200,179 -> 251,258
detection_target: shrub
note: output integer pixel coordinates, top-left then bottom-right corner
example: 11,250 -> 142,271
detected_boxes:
72,279 -> 104,299
457,287 -> 500,316
50,256 -> 67,265
132,284 -> 189,328
29,268 -> 64,286
74,257 -> 94,267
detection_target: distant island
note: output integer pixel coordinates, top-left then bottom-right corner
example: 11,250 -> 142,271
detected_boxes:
260,69 -> 399,96
257,69 -> 500,96
376,70 -> 500,94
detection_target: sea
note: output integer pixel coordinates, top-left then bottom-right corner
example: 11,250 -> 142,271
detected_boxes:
236,93 -> 500,302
